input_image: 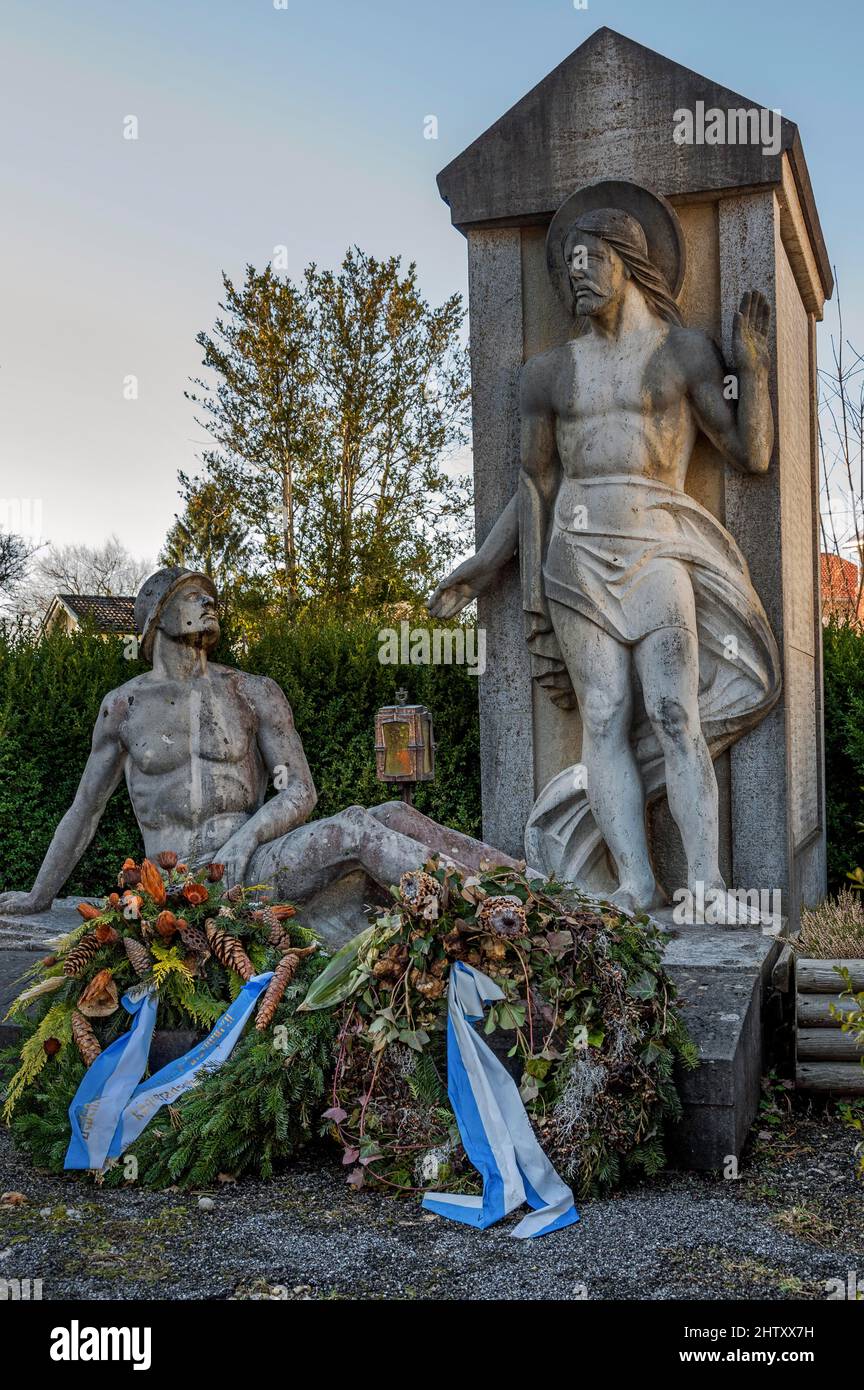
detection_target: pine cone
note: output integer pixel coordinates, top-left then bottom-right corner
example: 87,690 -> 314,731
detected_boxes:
268,921 -> 293,952
205,920 -> 254,981
71,1010 -> 102,1066
255,946 -> 317,1031
63,931 -> 101,977
477,895 -> 528,938
123,935 -> 153,979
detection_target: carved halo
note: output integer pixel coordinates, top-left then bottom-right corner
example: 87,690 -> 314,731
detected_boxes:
545,177 -> 686,313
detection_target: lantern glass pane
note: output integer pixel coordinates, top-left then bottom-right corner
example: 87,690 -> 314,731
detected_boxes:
382,720 -> 413,778
421,717 -> 432,775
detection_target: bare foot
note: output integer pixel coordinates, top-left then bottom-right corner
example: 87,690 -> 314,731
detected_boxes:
609,882 -> 666,916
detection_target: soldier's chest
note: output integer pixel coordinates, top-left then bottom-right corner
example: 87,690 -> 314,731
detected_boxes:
122,684 -> 256,773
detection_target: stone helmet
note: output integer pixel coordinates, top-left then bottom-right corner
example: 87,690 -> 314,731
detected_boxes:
134,566 -> 218,663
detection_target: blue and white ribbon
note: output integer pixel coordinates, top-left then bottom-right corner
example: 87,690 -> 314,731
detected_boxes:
422,961 -> 579,1239
65,972 -> 273,1170
65,988 -> 159,1171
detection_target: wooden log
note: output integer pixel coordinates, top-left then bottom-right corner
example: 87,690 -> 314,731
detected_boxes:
796,993 -> 858,1027
795,1061 -> 864,1093
796,958 -> 864,993
796,1028 -> 864,1062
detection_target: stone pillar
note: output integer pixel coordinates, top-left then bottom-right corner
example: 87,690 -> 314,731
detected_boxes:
438,28 -> 831,921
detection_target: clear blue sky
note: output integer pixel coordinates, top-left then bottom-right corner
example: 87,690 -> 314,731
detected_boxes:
2,0 -> 860,563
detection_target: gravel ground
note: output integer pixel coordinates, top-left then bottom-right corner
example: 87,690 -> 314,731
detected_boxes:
2,1088 -> 862,1302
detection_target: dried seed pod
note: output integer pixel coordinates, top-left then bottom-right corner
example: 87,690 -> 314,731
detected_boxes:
140,859 -> 167,905
477,895 -> 528,938
179,921 -> 210,958
77,968 -> 119,1018
399,870 -> 444,920
157,851 -> 179,870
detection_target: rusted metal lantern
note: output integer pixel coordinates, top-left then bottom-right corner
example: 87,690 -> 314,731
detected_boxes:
374,688 -> 435,804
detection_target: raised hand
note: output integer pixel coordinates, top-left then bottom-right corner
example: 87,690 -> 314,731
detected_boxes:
732,290 -> 771,373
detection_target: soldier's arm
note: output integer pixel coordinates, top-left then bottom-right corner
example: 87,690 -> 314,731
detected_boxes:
214,676 -> 317,887
0,692 -> 127,913
682,292 -> 774,475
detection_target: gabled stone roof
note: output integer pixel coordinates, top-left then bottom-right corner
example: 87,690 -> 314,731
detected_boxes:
437,27 -> 831,299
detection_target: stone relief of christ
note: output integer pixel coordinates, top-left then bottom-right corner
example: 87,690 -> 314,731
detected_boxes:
430,179 -> 781,919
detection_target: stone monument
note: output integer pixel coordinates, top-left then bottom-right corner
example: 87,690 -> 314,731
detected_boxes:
430,28 -> 831,1163
432,26 -> 829,931
0,567 -> 518,955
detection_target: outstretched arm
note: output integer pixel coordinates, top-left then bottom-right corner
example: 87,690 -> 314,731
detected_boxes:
214,676 -> 317,888
427,494 -> 518,619
685,291 -> 774,474
0,693 -> 127,913
428,357 -> 558,620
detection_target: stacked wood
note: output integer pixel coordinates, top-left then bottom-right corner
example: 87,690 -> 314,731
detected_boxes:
795,958 -> 864,1094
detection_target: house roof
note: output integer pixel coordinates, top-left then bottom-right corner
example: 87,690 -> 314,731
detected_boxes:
437,27 -> 832,300
52,594 -> 137,633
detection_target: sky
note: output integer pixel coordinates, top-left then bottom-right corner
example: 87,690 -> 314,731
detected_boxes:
2,0 -> 862,568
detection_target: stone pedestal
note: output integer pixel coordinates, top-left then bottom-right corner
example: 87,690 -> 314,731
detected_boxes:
437,27 -> 830,931
0,899 -> 90,1049
659,920 -> 784,1169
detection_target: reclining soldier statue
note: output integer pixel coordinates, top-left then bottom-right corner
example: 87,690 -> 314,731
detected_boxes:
0,567 -> 516,933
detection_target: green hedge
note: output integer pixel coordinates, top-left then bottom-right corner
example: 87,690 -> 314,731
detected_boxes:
823,620 -> 864,890
0,618 -> 481,899
3,615 -> 861,901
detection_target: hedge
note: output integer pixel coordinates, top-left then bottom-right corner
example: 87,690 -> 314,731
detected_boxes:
822,620 -> 864,890
0,618 -> 481,898
1,615 -> 861,900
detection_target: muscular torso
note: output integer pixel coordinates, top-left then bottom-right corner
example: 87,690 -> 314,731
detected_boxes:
115,664 -> 269,863
539,321 -> 697,535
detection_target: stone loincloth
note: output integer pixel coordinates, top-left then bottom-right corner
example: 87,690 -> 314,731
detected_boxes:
519,472 -> 783,891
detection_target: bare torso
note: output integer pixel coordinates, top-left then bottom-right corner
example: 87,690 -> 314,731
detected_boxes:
535,320 -> 699,536
113,663 -> 269,864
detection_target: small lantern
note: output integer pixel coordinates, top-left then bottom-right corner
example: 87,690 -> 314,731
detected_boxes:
375,688 -> 435,803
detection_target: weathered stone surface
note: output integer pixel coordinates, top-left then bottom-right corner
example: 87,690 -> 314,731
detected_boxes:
437,28 -> 831,306
434,30 -> 828,933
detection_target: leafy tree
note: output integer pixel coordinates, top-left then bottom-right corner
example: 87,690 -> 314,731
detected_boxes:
178,249 -> 471,617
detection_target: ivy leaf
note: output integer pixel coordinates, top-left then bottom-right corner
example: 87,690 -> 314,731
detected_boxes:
322,1106 -> 348,1124
627,970 -> 657,1000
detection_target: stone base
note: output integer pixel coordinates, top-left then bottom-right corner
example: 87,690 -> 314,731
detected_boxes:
0,898 -> 94,1049
655,913 -> 785,1171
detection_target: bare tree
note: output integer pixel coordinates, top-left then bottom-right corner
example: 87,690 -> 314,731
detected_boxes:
0,532 -> 36,614
16,535 -> 151,621
818,273 -> 864,625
